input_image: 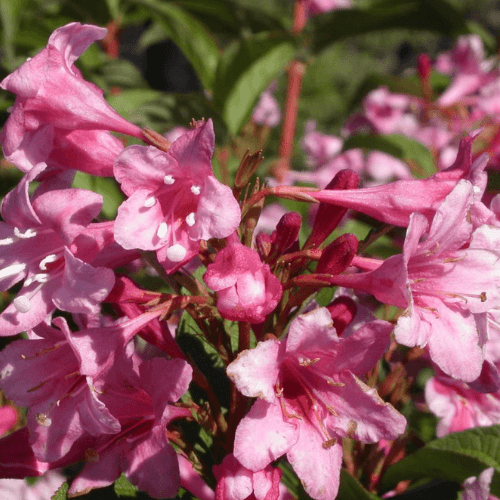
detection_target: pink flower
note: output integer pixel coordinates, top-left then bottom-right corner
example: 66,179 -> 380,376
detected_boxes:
214,454 -> 291,500
332,180 -> 500,382
0,23 -> 142,175
0,406 -> 17,437
113,119 -> 241,273
0,164 -> 115,336
301,121 -> 343,169
305,0 -> 352,16
203,241 -> 282,323
253,89 -> 281,128
363,88 -> 410,135
68,357 -> 192,499
0,470 -> 65,500
227,308 -> 406,500
462,467 -> 496,500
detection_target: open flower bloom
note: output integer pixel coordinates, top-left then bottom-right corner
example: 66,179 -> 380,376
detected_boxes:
0,163 -> 115,336
227,308 -> 406,500
203,241 -> 282,323
0,22 -> 142,176
113,119 -> 241,273
331,180 -> 500,382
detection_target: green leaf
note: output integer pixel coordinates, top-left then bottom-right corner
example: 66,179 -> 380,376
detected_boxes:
72,172 -> 124,220
381,425 -> 500,496
131,0 -> 220,91
213,33 -> 294,136
114,474 -> 138,497
342,134 -> 436,178
0,0 -> 30,70
338,470 -> 381,500
106,89 -> 164,119
309,0 -> 468,55
51,481 -> 69,500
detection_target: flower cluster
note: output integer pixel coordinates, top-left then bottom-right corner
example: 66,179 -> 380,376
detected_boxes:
0,18 -> 500,500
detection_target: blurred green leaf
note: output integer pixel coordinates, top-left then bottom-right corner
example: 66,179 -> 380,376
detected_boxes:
309,0 -> 469,55
72,172 -> 124,220
132,0 -> 220,91
381,425 -> 500,495
0,0 -> 30,70
342,133 -> 436,178
106,89 -> 164,119
213,32 -> 294,136
339,470 -> 381,499
113,474 -> 138,497
176,0 -> 286,36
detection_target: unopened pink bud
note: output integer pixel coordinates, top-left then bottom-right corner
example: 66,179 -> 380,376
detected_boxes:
326,296 -> 357,335
316,233 -> 358,275
271,211 -> 302,256
417,53 -> 432,82
306,170 -> 359,248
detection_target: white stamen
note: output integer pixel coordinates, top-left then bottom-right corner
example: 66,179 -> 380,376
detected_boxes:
0,363 -> 14,379
0,237 -> 15,246
157,222 -> 168,239
26,57 -> 32,61
166,244 -> 187,262
14,228 -> 37,239
186,212 -> 196,227
13,296 -> 32,313
36,413 -> 52,427
164,175 -> 175,185
144,196 -> 157,208
0,263 -> 26,280
39,254 -> 58,271
191,185 -> 201,195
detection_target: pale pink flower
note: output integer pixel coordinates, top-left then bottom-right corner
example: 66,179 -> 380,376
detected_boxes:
332,180 -> 500,382
204,241 -> 282,323
462,467 -> 497,500
214,454 -> 291,500
253,89 -> 281,128
0,163 -> 115,336
306,0 -> 351,16
0,470 -> 65,500
228,308 -> 406,500
164,126 -> 189,143
363,88 -> 410,135
114,119 -> 241,273
301,121 -> 343,168
436,35 -> 497,107
365,151 -> 411,183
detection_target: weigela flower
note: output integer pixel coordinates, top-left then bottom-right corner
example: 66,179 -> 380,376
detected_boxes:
214,453 -> 291,500
253,87 -> 281,128
305,0 -> 352,16
68,357 -> 192,499
332,180 -> 500,382
113,119 -> 241,273
203,241 -> 282,323
462,467 -> 495,500
227,308 -> 406,500
0,164 -> 115,336
0,23 -> 142,176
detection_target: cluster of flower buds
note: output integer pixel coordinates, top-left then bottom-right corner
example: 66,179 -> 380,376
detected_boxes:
1,21 -> 500,500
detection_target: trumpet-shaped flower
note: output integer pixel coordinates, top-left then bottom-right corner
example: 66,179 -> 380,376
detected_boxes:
114,119 -> 241,273
0,23 -> 142,176
227,308 -> 406,500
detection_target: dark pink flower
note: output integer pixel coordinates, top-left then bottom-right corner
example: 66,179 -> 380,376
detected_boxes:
203,242 -> 282,323
227,308 -> 406,500
0,23 -> 142,176
114,119 -> 241,273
